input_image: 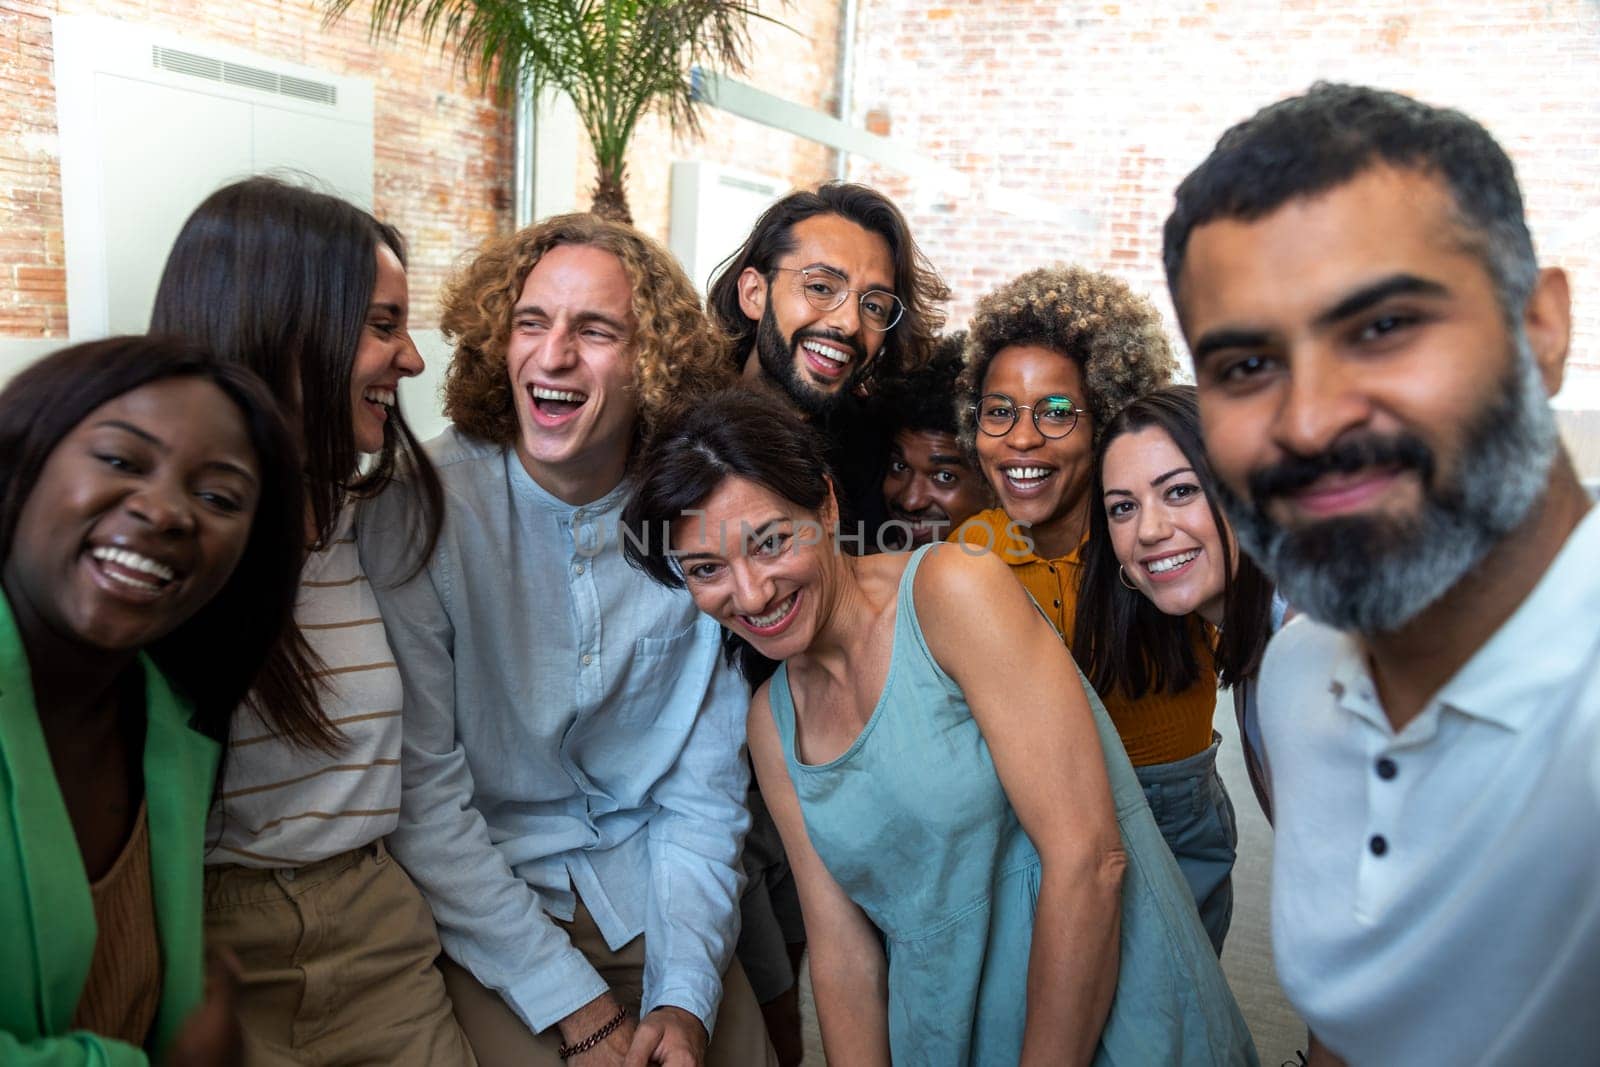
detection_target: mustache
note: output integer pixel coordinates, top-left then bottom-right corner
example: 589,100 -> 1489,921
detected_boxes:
1248,432 -> 1436,504
793,327 -> 867,365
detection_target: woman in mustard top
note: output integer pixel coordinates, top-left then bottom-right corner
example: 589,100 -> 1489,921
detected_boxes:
0,337 -> 305,1065
952,267 -> 1242,952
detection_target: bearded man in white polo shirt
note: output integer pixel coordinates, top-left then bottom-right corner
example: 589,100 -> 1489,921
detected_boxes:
1164,82 -> 1600,1066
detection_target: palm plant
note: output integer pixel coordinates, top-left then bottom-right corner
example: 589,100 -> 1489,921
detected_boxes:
328,0 -> 776,223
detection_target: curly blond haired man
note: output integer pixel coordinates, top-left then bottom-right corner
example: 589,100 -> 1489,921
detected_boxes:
361,214 -> 775,1067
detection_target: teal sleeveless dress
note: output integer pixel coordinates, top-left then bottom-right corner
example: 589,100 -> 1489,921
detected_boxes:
769,546 -> 1258,1065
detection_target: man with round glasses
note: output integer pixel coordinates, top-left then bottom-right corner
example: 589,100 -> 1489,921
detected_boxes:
704,182 -> 947,1065
707,182 -> 949,549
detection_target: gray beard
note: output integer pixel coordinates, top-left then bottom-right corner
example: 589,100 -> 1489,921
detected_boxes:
1221,341 -> 1559,635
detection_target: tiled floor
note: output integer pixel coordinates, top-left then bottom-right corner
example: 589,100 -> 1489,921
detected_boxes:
789,690 -> 1304,1065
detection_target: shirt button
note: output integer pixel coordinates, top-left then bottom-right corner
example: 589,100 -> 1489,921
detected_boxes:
1370,834 -> 1388,857
574,562 -> 585,575
581,653 -> 593,666
1053,599 -> 1061,608
1376,757 -> 1397,780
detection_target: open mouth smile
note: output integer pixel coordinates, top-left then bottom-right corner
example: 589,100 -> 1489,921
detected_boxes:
739,591 -> 801,637
892,513 -> 951,538
1142,548 -> 1201,578
998,465 -> 1056,494
799,339 -> 853,381
528,384 -> 589,425
362,386 -> 396,422
88,545 -> 181,599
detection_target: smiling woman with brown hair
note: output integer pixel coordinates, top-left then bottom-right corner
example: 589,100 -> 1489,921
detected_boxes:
1074,386 -> 1281,946
0,336 -> 304,1065
622,388 -> 1256,1067
152,177 -> 470,1066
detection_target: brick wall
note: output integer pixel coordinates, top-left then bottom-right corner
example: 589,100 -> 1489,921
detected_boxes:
0,0 -> 513,336
844,0 -> 1600,375
10,0 -> 1595,374
0,0 -> 835,338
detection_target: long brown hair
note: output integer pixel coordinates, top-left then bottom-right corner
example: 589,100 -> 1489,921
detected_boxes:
151,176 -> 444,750
705,182 -> 950,389
1073,386 -> 1275,696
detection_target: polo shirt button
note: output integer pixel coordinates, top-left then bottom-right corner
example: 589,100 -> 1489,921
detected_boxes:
1370,834 -> 1388,856
581,654 -> 593,666
1376,757 -> 1397,779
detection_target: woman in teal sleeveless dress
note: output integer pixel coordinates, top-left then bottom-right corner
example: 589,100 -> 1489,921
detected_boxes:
623,391 -> 1256,1066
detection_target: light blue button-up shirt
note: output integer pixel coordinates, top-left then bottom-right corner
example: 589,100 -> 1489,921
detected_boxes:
359,427 -> 750,1035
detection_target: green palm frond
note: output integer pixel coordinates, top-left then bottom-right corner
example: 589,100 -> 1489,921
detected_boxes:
326,0 -> 788,219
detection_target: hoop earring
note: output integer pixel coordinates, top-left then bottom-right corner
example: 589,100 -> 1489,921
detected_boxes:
1118,566 -> 1138,591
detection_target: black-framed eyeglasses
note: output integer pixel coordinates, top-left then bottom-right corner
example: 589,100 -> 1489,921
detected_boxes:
771,266 -> 905,332
974,393 -> 1082,439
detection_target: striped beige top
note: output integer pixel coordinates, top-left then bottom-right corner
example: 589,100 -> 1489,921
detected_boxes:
72,800 -> 162,1045
206,506 -> 403,868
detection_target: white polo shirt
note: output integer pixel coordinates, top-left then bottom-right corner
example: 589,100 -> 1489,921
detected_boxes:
1259,504 -> 1600,1066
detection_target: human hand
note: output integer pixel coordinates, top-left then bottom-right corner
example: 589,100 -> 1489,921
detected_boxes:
623,1005 -> 708,1067
561,992 -> 636,1067
167,951 -> 242,1067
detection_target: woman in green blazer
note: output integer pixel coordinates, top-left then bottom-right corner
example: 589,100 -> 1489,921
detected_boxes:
0,337 -> 305,1065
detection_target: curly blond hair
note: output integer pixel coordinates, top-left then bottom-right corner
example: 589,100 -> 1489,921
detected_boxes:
440,213 -> 731,448
957,265 -> 1179,449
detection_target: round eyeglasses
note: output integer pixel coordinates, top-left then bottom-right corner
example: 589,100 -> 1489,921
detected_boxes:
771,267 -> 905,332
974,393 -> 1082,439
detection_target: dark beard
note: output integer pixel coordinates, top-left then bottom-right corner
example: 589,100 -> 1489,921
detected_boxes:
1219,344 -> 1560,634
753,301 -> 868,419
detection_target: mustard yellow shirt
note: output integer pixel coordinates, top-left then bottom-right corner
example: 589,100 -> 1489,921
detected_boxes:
953,508 -> 1217,765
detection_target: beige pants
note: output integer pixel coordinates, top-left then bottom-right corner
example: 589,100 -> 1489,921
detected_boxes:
442,899 -> 777,1067
204,840 -> 476,1067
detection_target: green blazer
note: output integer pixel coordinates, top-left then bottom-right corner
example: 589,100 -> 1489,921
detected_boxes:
0,593 -> 220,1065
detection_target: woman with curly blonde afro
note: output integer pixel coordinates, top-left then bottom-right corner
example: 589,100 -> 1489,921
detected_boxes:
954,265 -> 1178,562
953,266 -> 1241,952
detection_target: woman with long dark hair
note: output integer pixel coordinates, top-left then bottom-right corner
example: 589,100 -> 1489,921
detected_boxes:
1074,386 -> 1278,837
0,336 -> 304,1064
622,390 -> 1256,1066
150,177 -> 468,1065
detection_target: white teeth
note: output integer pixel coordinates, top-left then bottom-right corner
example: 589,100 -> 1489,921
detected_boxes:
532,386 -> 586,403
801,340 -> 850,365
363,386 -> 396,407
1146,549 -> 1200,574
91,546 -> 175,583
1004,467 -> 1053,482
743,593 -> 796,629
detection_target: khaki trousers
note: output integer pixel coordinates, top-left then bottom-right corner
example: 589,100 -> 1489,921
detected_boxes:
204,840 -> 476,1067
442,900 -> 777,1067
